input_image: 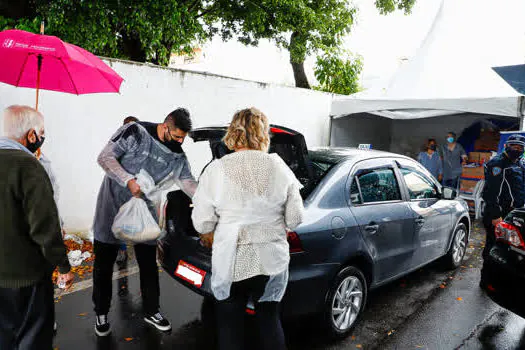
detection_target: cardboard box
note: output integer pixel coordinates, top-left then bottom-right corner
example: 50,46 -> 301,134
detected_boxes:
461,166 -> 484,179
468,152 -> 492,164
474,139 -> 499,151
460,179 -> 479,194
468,152 -> 480,163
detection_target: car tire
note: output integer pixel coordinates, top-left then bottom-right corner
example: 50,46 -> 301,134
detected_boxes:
443,223 -> 468,269
323,266 -> 367,339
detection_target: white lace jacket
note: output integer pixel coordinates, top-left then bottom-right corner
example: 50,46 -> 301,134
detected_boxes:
191,150 -> 304,301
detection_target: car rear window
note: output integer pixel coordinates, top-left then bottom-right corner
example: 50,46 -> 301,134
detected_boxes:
300,159 -> 336,199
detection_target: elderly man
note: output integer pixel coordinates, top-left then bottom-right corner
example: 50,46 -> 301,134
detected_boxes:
0,105 -> 73,349
92,108 -> 197,336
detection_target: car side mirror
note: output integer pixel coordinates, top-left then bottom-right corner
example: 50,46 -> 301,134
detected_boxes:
442,187 -> 457,200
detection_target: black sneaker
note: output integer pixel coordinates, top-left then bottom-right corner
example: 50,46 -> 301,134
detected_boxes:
95,315 -> 111,337
144,312 -> 172,332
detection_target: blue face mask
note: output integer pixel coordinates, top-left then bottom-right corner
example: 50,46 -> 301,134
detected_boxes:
447,137 -> 455,144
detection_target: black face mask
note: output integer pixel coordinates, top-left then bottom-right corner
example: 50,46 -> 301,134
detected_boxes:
163,130 -> 184,154
26,131 -> 45,153
506,146 -> 523,161
429,145 -> 437,151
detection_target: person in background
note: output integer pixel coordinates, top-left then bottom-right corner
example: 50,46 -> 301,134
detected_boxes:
192,107 -> 304,350
0,105 -> 73,349
115,116 -> 140,268
481,134 -> 525,261
418,138 -> 443,182
441,131 -> 467,189
92,108 -> 197,336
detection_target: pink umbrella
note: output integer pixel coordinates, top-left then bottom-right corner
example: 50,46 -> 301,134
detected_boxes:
0,28 -> 123,109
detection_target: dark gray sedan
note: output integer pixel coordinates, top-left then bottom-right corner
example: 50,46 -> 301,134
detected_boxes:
159,125 -> 470,338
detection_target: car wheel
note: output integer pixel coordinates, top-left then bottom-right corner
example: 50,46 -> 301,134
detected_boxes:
443,223 -> 468,269
323,266 -> 367,339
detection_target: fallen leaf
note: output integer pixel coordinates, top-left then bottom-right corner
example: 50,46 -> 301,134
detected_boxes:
416,346 -> 425,349
125,338 -> 133,342
356,345 -> 362,349
351,336 -> 356,340
456,297 -> 463,301
388,330 -> 395,336
78,313 -> 87,316
440,284 -> 446,289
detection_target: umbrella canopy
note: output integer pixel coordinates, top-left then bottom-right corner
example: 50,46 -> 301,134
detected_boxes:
0,29 -> 123,99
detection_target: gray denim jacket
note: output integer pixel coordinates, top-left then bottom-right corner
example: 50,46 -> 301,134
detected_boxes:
93,123 -> 197,245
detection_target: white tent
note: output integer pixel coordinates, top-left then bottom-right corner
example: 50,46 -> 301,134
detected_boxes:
331,0 -> 525,120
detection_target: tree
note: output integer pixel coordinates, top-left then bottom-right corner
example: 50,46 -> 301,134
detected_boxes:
208,0 -> 416,89
1,0 -> 212,66
314,50 -> 363,95
206,0 -> 355,89
1,0 -> 417,88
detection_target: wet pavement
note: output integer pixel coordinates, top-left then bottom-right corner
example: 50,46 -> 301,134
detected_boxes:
53,221 -> 525,349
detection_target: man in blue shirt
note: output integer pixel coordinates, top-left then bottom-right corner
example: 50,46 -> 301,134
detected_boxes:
418,138 -> 443,182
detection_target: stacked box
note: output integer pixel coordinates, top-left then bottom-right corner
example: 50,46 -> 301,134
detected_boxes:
461,166 -> 484,179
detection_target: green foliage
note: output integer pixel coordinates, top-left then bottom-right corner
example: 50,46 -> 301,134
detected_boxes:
314,51 -> 363,95
1,1 -> 210,66
0,0 -> 417,88
375,0 -> 416,15
0,15 -> 40,32
207,0 -> 356,64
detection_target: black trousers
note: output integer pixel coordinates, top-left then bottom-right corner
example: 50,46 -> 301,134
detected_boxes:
215,275 -> 286,350
482,217 -> 495,259
0,276 -> 54,350
93,240 -> 159,315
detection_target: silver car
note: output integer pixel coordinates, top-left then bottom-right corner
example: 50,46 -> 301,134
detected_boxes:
159,125 -> 470,339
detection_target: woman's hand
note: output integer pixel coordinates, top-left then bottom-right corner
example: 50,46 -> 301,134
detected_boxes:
200,232 -> 214,249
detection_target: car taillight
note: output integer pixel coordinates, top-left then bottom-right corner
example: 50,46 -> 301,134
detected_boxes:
495,222 -> 525,249
287,231 -> 303,253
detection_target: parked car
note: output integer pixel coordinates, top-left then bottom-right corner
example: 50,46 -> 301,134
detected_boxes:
158,125 -> 471,338
481,209 -> 525,318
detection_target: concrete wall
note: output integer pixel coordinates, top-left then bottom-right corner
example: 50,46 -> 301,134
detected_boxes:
0,59 -> 333,232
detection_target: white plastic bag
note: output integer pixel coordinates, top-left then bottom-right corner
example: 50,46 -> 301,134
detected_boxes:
111,197 -> 161,243
135,169 -> 156,196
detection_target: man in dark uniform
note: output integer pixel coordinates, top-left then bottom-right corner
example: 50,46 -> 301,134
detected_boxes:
481,134 -> 525,258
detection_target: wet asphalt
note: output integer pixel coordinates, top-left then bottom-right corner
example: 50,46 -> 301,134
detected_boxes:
53,221 -> 525,350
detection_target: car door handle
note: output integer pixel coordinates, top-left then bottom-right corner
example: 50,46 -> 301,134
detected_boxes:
415,217 -> 425,225
365,224 -> 379,234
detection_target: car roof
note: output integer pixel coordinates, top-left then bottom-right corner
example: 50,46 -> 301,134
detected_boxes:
309,147 -> 414,164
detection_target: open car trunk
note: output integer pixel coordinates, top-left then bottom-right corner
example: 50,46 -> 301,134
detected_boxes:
165,124 -> 312,237
159,125 -> 313,295
190,124 -> 313,185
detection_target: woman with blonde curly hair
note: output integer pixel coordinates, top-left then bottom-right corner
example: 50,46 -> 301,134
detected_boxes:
192,107 -> 304,350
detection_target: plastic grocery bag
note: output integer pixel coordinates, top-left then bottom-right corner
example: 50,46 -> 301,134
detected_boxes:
111,197 -> 161,243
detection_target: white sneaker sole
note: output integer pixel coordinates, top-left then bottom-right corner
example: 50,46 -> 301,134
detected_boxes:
144,317 -> 172,332
95,325 -> 111,337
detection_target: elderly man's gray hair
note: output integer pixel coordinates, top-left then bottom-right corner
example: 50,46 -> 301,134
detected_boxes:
2,105 -> 44,139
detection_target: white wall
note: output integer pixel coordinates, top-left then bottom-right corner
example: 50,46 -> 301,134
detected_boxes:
0,59 -> 333,232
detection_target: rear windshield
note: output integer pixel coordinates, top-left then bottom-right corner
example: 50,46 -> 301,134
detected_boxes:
300,158 -> 337,199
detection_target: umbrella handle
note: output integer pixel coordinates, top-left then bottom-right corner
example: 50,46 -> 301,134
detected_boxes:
35,55 -> 42,111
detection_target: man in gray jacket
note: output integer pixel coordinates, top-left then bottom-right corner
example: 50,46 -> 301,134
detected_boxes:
92,108 -> 197,336
0,105 -> 73,349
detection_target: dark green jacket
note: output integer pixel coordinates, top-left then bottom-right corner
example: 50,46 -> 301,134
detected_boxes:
0,147 -> 70,288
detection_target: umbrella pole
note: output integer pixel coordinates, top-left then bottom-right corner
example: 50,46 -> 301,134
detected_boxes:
35,22 -> 44,111
35,55 -> 42,111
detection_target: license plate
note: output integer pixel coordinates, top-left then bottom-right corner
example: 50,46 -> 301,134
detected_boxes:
175,260 -> 206,288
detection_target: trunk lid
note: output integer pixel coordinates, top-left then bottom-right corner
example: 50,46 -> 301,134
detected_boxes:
190,124 -> 313,185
